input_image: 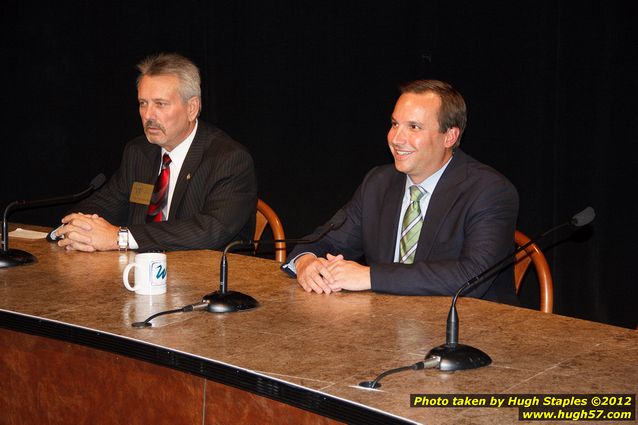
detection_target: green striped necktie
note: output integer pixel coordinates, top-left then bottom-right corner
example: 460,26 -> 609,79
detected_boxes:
399,185 -> 426,264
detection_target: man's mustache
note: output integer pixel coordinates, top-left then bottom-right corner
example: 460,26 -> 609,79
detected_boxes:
144,120 -> 166,133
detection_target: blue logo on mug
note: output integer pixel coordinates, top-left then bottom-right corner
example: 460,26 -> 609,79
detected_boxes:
150,262 -> 167,285
155,264 -> 167,280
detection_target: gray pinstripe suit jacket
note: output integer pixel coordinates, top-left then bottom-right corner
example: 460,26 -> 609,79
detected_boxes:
73,121 -> 257,251
285,150 -> 519,304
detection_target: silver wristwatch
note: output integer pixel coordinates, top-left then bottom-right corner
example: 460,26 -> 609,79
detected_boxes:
118,227 -> 129,251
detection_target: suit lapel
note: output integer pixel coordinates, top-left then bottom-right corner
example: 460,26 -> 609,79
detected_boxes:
415,151 -> 467,260
131,144 -> 161,225
169,124 -> 209,219
378,171 -> 406,261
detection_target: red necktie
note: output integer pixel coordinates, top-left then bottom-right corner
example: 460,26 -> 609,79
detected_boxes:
146,153 -> 171,223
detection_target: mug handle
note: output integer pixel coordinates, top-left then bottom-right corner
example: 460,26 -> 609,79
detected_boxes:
123,263 -> 138,291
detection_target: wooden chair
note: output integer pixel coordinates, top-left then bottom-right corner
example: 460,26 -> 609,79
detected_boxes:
254,199 -> 286,263
514,230 -> 554,313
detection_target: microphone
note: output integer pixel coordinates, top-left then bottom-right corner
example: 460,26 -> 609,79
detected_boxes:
359,206 -> 595,388
0,174 -> 107,268
424,206 -> 596,372
202,210 -> 348,313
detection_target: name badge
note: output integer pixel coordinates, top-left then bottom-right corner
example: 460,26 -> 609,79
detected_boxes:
130,182 -> 154,205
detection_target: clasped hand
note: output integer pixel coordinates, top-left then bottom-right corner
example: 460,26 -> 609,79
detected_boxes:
55,213 -> 119,252
295,253 -> 371,294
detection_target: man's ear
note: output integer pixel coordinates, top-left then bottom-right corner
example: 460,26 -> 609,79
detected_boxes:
187,97 -> 201,121
444,127 -> 460,148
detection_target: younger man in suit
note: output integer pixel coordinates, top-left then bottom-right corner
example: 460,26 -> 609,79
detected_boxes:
53,53 -> 257,252
282,80 -> 519,304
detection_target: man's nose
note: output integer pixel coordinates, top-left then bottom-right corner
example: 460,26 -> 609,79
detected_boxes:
390,126 -> 405,144
141,105 -> 156,121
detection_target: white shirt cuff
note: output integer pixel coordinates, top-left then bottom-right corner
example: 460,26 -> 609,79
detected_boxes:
282,252 -> 316,275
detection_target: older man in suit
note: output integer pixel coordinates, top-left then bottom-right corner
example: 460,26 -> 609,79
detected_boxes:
282,80 -> 519,304
53,53 -> 257,252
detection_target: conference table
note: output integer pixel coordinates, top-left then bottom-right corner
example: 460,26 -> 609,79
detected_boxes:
1,225 -> 636,424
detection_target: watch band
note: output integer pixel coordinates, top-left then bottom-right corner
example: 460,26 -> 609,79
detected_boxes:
118,227 -> 129,251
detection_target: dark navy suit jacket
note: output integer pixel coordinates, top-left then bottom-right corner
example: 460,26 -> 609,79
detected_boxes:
284,149 -> 519,304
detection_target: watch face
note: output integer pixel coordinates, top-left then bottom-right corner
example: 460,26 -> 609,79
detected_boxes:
118,229 -> 128,249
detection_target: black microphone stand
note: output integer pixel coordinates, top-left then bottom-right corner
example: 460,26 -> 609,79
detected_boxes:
202,240 -> 261,313
0,174 -> 106,268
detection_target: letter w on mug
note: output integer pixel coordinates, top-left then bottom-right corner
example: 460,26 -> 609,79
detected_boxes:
123,253 -> 167,295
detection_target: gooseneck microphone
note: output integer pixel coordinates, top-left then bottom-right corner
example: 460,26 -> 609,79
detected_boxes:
359,206 -> 595,388
202,210 -> 348,313
0,174 -> 107,268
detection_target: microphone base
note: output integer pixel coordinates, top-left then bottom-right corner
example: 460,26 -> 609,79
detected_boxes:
0,249 -> 37,268
358,381 -> 381,389
425,343 -> 491,371
202,290 -> 259,313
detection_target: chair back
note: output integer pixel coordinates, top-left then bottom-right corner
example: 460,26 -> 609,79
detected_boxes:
255,199 -> 286,262
514,230 -> 554,313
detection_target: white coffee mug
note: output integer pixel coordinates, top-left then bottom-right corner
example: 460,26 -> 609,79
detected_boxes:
123,253 -> 167,295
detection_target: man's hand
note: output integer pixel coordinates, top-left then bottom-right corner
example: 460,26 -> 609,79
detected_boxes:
56,213 -> 119,252
295,254 -> 338,294
324,253 -> 371,292
294,253 -> 371,294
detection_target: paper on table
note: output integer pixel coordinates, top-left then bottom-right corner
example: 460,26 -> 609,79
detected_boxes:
8,228 -> 48,239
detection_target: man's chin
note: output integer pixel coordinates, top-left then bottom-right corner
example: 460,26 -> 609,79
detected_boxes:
393,160 -> 409,174
145,135 -> 166,146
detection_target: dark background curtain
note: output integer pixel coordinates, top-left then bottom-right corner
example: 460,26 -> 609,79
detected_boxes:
2,1 -> 636,329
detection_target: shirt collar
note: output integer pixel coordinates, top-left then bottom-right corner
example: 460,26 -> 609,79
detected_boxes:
161,120 -> 198,164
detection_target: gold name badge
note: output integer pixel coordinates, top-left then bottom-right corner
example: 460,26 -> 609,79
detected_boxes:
130,182 -> 154,205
